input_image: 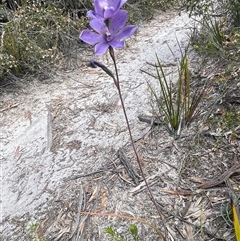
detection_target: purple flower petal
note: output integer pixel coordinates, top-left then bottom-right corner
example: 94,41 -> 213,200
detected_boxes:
114,25 -> 137,41
120,0 -> 127,8
109,39 -> 125,49
109,0 -> 127,12
87,0 -> 127,20
86,10 -> 101,19
80,0 -> 137,55
109,10 -> 127,36
103,6 -> 115,19
79,30 -> 102,45
86,10 -> 94,18
90,19 -> 108,35
95,43 -> 109,55
94,0 -> 104,16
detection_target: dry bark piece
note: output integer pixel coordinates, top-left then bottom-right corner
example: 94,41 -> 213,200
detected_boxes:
196,164 -> 240,189
117,148 -> 140,185
138,114 -> 162,125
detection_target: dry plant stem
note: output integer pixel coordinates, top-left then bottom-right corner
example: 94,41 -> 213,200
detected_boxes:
108,47 -> 167,239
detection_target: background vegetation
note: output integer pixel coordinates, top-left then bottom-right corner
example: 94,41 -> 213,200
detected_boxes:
182,0 -> 240,139
0,0 -> 177,80
1,0 -> 240,80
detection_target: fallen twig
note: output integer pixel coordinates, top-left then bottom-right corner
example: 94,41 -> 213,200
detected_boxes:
0,102 -> 19,112
117,148 -> 140,185
196,163 -> 240,189
69,186 -> 84,239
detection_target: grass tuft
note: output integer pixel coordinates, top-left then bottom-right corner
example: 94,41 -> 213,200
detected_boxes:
148,45 -> 211,137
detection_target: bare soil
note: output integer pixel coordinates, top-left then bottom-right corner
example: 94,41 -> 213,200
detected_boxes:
1,10 -> 240,241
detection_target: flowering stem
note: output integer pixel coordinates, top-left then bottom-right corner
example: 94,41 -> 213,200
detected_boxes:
108,47 -> 167,238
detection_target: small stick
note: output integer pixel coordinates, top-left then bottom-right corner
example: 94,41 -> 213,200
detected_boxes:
0,103 -> 19,112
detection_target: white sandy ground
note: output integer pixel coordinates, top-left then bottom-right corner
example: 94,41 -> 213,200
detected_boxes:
1,10 -> 199,240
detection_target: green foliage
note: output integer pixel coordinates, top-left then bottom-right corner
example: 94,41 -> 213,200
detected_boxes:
26,221 -> 45,241
125,0 -> 178,23
46,0 -> 94,19
3,0 -> 93,13
187,0 -> 240,59
227,0 -> 240,26
202,14 -> 224,49
220,201 -> 232,226
149,55 -> 182,135
148,48 -> 208,137
105,224 -> 139,241
182,0 -> 213,17
0,0 -> 180,79
191,12 -> 226,57
0,0 -> 88,77
105,227 -> 126,241
209,110 -> 240,133
129,224 -> 140,241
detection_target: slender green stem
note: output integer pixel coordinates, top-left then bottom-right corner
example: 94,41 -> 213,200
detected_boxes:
108,47 -> 167,240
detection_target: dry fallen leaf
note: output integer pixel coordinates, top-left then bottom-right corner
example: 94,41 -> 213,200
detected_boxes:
14,146 -> 21,158
232,199 -> 240,241
101,189 -> 107,207
88,186 -> 98,203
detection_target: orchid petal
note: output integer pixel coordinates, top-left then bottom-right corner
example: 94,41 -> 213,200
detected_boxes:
86,10 -> 95,18
109,10 -> 127,35
109,39 -> 125,49
109,0 -> 127,12
103,7 -> 115,19
86,10 -> 102,20
95,43 -> 109,55
90,19 -> 108,35
114,25 -> 137,41
88,0 -> 127,20
79,30 -> 102,45
119,0 -> 127,8
108,0 -> 120,10
94,0 -> 105,16
81,0 -> 136,55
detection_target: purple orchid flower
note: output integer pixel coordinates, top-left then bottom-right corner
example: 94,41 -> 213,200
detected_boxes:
79,10 -> 137,55
87,0 -> 127,20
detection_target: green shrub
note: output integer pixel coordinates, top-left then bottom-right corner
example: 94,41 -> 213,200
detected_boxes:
184,0 -> 240,57
182,0 -> 213,17
0,0 -> 179,79
0,0 -> 88,76
228,0 -> 240,26
209,110 -> 240,133
192,13 -> 226,56
125,0 -> 178,22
